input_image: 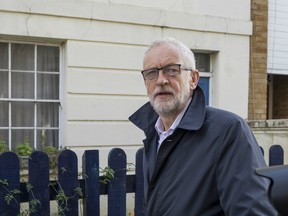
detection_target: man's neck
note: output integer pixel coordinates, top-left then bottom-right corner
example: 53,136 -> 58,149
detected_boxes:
160,114 -> 179,131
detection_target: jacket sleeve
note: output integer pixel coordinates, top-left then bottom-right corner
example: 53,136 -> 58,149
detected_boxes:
215,118 -> 278,216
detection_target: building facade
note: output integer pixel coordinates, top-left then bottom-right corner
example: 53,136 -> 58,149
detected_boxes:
249,0 -> 288,164
250,0 -> 288,120
0,0 -> 253,165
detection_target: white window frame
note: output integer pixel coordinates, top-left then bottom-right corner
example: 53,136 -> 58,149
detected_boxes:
0,40 -> 63,150
193,51 -> 214,105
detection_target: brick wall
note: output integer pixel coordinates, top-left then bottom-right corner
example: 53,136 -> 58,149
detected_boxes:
249,0 -> 268,120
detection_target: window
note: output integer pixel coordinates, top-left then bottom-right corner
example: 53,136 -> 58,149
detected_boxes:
194,52 -> 212,105
0,42 -> 61,151
195,53 -> 210,72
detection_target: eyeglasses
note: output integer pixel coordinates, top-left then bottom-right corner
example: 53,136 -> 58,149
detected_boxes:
141,64 -> 192,80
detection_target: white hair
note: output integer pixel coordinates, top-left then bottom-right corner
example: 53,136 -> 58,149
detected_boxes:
144,37 -> 196,70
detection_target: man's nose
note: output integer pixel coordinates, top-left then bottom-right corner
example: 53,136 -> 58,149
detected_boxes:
156,70 -> 169,85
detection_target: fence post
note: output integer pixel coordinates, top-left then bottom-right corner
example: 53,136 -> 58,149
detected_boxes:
58,149 -> 79,216
108,148 -> 127,216
29,151 -> 50,216
0,152 -> 20,215
82,150 -> 100,216
269,145 -> 284,166
135,148 -> 144,216
259,146 -> 264,156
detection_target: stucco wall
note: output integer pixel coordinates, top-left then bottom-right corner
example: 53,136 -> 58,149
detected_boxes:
0,0 -> 252,167
249,119 -> 288,164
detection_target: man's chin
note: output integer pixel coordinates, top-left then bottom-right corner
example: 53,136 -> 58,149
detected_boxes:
152,103 -> 173,114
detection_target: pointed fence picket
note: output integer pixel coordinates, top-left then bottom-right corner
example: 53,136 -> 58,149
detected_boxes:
0,152 -> 20,215
0,145 -> 284,215
269,145 -> 284,166
29,151 -> 50,216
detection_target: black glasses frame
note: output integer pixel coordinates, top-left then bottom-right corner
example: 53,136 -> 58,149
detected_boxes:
141,64 -> 191,80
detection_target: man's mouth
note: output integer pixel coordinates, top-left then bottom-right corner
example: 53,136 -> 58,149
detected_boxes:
154,91 -> 173,99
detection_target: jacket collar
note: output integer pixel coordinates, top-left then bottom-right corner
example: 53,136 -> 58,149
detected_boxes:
129,85 -> 206,134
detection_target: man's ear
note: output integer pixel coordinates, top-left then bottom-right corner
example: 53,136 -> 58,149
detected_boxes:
190,69 -> 200,90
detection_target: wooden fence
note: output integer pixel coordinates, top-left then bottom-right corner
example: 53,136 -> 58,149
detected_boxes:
0,145 -> 285,216
0,148 -> 144,216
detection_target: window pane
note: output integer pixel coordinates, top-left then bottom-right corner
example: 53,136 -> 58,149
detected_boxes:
11,72 -> 34,98
37,103 -> 59,127
0,42 -> 8,69
11,102 -> 34,127
0,71 -> 8,98
11,44 -> 34,71
37,73 -> 59,99
0,101 -> 9,127
0,130 -> 9,146
37,46 -> 60,72
195,53 -> 210,72
11,129 -> 34,151
37,129 -> 58,149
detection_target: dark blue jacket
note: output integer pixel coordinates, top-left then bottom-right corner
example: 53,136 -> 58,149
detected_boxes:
129,86 -> 278,216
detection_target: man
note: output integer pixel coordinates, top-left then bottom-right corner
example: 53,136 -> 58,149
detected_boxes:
129,37 -> 278,215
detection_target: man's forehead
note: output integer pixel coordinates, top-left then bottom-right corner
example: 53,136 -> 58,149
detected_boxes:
144,56 -> 180,69
143,45 -> 181,68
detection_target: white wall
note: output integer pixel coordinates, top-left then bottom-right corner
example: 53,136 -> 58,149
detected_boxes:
0,0 -> 252,168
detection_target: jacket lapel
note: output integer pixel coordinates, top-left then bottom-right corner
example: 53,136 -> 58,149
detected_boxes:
149,128 -> 186,185
143,133 -> 158,182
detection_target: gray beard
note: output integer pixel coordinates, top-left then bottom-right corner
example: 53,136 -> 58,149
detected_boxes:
150,89 -> 191,117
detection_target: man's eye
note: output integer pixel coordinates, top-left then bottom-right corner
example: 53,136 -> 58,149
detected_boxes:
145,70 -> 157,77
165,66 -> 179,74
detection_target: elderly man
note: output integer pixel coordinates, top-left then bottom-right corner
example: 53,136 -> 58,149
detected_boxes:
129,37 -> 277,215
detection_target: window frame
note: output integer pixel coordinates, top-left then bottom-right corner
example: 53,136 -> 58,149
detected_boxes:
0,40 -> 63,150
193,51 -> 214,105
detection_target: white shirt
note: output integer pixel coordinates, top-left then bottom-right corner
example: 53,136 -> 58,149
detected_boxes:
155,98 -> 192,152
